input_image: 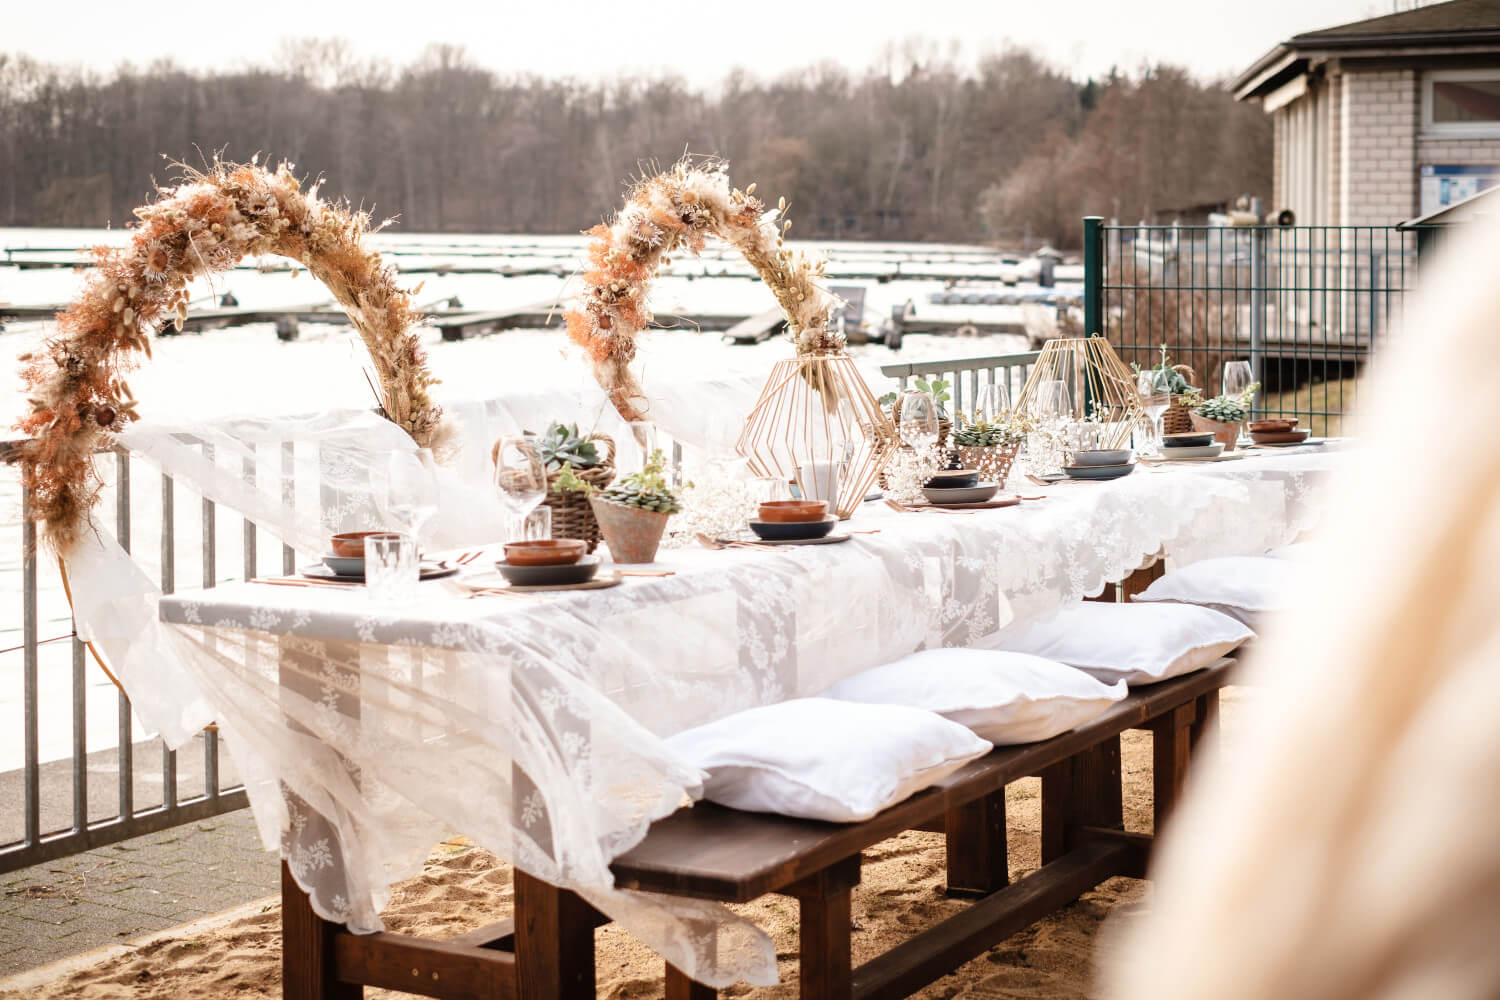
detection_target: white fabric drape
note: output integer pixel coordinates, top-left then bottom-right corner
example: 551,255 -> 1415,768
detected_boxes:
58,365 -> 1336,988
1102,220 -> 1500,999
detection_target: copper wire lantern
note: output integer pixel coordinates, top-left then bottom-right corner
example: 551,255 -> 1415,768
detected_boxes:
1014,336 -> 1147,450
735,353 -> 898,519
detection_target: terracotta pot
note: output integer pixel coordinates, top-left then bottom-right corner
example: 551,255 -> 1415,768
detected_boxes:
1188,412 -> 1242,452
589,497 -> 669,564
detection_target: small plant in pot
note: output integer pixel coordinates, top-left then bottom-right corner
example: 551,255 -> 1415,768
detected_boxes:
951,412 -> 1033,483
557,450 -> 681,563
1184,383 -> 1259,451
507,422 -> 616,553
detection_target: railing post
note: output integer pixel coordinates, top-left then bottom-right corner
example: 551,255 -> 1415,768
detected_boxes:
1083,216 -> 1104,336
1249,226 -> 1267,394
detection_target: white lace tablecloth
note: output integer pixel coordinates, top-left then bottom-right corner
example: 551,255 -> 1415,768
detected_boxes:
144,445 -> 1342,986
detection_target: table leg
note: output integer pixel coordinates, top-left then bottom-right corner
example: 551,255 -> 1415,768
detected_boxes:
666,963 -> 717,1000
282,860 -> 361,999
944,789 -> 1008,897
781,854 -> 861,1000
514,869 -> 601,1000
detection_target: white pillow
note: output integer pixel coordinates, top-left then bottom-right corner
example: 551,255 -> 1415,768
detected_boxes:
667,698 -> 992,822
976,601 -> 1251,685
823,648 -> 1126,745
1134,555 -> 1293,626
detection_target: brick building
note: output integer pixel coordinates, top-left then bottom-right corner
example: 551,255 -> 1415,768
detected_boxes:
1235,0 -> 1500,225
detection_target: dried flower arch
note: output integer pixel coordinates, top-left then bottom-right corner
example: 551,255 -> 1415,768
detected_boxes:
565,158 -> 844,422
14,160 -> 446,553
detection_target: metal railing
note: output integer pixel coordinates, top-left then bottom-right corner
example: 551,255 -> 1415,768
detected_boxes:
3,442 -> 262,873
879,351 -> 1043,414
1082,217 -> 1438,435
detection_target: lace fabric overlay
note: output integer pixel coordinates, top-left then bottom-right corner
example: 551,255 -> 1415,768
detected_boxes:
61,399 -> 1341,988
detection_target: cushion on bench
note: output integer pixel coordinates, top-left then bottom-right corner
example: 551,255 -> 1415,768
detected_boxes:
823,648 -> 1127,745
667,698 -> 991,822
975,601 -> 1251,685
1132,555 -> 1293,626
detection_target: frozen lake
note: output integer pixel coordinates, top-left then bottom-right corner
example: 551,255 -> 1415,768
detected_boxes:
1,228 -> 1042,776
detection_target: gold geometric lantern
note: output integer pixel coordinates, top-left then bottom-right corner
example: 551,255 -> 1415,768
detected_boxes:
1014,336 -> 1147,450
736,352 -> 899,519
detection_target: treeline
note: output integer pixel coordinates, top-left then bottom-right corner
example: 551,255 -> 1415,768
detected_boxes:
0,41 -> 1269,247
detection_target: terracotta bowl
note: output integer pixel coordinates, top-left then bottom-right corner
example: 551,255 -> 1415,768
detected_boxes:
758,499 -> 829,523
503,539 -> 586,567
1249,418 -> 1298,433
330,530 -> 383,558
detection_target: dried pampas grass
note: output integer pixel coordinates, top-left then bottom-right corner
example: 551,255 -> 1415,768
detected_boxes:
13,159 -> 447,553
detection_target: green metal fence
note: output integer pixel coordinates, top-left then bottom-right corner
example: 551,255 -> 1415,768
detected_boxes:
1083,216 -> 1438,435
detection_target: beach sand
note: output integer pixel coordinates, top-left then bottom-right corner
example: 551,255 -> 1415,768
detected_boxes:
5,691 -> 1251,1000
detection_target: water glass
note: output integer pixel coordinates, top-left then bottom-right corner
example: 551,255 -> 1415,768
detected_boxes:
494,436 -> 547,541
521,505 -> 552,541
364,532 -> 419,603
897,390 -> 939,449
1136,369 -> 1173,455
755,476 -> 789,503
798,460 -> 842,505
1222,360 -> 1254,399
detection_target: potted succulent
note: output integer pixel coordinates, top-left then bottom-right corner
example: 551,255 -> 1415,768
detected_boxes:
1184,383 -> 1259,451
557,449 -> 681,563
951,412 -> 1033,483
503,422 -> 616,552
1131,345 -> 1198,434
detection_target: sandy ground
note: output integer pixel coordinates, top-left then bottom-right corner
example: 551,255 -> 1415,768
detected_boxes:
5,692 -> 1252,1000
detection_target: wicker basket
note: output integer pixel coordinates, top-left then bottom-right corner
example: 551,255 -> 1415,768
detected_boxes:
493,434 -> 616,552
1161,364 -> 1198,435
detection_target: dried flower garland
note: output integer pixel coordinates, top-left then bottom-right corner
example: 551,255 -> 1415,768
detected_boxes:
14,160 -> 447,553
566,158 -> 843,422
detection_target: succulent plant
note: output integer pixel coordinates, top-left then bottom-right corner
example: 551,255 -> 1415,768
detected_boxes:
1190,382 -> 1260,423
952,413 -> 1031,447
1130,344 -> 1195,395
535,422 -> 601,471
595,449 -> 682,514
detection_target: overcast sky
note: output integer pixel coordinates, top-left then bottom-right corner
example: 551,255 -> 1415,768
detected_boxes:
4,0 -> 1399,84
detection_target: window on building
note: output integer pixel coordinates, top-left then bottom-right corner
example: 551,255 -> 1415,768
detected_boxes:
1424,71 -> 1500,134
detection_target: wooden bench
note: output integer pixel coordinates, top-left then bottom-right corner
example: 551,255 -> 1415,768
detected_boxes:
281,661 -> 1230,1000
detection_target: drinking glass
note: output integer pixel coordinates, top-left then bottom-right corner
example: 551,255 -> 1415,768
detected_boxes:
521,505 -> 552,541
1029,380 -> 1072,424
1222,360 -> 1254,399
382,448 -> 440,539
755,476 -> 789,503
974,383 -> 1012,423
493,436 -> 547,542
897,390 -> 939,450
1222,360 -> 1254,443
1136,369 -> 1173,455
364,532 -> 419,603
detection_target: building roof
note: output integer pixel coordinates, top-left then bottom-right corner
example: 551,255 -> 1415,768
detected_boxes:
1235,0 -> 1500,101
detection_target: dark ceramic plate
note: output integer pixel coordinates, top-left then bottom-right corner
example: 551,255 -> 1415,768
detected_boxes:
302,562 -> 456,583
1162,432 -> 1214,448
925,470 -> 980,489
748,516 -> 837,541
496,554 -> 601,587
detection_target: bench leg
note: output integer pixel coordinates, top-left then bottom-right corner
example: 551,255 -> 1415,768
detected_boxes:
781,854 -> 861,1000
282,861 -> 361,1000
1189,689 -> 1220,754
1040,735 -> 1123,865
666,964 -> 717,1000
944,789 -> 1008,897
1149,704 -> 1195,834
514,870 -> 599,1000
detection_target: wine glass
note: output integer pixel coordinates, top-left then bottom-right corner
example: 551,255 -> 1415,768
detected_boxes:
1136,369 -> 1173,455
1222,360 -> 1254,444
1029,380 -> 1072,424
897,390 -> 939,450
382,448 -> 440,540
974,382 -> 1012,423
493,436 -> 547,542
